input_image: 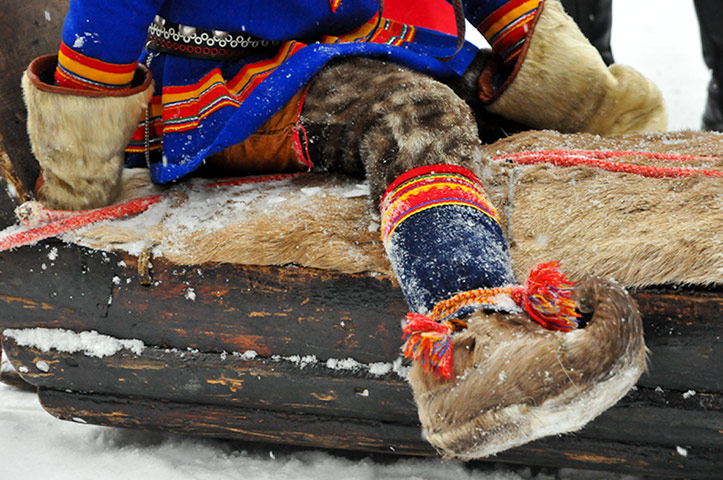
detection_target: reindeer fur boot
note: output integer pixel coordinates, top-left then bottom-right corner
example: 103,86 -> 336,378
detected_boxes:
406,275 -> 647,460
478,0 -> 667,136
22,54 -> 153,210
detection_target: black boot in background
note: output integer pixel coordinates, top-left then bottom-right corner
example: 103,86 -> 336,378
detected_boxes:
560,0 -> 614,66
695,0 -> 723,131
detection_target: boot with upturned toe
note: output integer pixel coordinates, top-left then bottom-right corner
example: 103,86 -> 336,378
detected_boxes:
406,275 -> 647,460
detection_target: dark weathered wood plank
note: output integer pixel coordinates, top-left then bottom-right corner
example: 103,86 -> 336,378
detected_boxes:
1,240 -> 721,393
0,240 -> 408,362
2,336 -> 414,423
39,389 -> 723,479
633,288 -> 723,392
5,336 -> 722,451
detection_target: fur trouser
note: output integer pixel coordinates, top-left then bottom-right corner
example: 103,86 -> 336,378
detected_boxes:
301,57 -> 487,207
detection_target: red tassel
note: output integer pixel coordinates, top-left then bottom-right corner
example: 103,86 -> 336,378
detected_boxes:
402,313 -> 454,379
511,262 -> 581,332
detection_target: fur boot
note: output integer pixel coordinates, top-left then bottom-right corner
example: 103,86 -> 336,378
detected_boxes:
407,275 -> 647,460
478,0 -> 667,136
22,54 -> 153,210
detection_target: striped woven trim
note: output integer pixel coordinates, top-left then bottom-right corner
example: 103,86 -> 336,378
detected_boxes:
380,165 -> 501,244
157,15 -> 417,136
227,41 -> 305,102
159,41 -> 303,134
162,70 -> 241,134
126,95 -> 164,154
429,286 -> 516,321
478,0 -> 539,64
321,16 -> 416,46
55,42 -> 137,91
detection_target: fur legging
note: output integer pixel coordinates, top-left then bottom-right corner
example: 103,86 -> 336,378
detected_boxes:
300,56 -> 507,208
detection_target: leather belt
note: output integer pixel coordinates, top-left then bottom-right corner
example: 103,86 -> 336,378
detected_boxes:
146,16 -> 281,61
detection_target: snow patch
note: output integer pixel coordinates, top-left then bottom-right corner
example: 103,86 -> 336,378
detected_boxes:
185,287 -> 196,301
258,352 -> 408,379
72,34 -> 86,48
3,328 -> 145,358
325,357 -> 362,371
35,360 -> 50,372
5,181 -> 17,200
232,350 -> 258,360
341,184 -> 369,198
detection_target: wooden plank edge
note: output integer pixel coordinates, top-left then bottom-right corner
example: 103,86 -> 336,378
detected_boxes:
5,336 -> 722,450
38,388 -> 722,479
1,334 -> 415,424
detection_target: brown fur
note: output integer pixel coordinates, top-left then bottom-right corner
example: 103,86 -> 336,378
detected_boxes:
301,57 -> 486,207
482,130 -> 723,287
408,276 -> 646,459
75,130 -> 722,289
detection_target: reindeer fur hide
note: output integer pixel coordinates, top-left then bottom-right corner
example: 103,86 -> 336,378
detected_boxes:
71,129 -> 723,289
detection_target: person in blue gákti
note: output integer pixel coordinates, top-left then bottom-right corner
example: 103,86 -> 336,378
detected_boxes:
22,0 -> 663,458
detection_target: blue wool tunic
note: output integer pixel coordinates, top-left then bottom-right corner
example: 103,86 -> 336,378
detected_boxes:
57,0 -> 491,184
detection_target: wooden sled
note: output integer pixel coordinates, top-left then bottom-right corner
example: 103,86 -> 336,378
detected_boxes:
1,3 -> 722,477
1,131 -> 722,479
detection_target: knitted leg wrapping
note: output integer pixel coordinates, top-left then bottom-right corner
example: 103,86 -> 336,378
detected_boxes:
380,164 -> 515,317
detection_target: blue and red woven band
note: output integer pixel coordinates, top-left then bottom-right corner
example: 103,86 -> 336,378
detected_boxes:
381,165 -> 515,315
477,0 -> 540,65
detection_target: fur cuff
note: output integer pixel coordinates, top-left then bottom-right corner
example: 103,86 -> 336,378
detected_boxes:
479,0 -> 667,136
22,55 -> 153,210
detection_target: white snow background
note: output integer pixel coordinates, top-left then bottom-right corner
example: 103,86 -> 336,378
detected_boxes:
0,1 -> 710,478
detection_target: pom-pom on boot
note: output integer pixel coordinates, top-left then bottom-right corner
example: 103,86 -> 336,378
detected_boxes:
22,54 -> 153,210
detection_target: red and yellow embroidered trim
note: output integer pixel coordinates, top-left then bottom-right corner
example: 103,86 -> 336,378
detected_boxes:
322,15 -> 416,46
329,0 -> 342,13
478,0 -> 539,64
159,42 -> 303,134
227,41 -> 305,102
126,96 -> 164,154
380,165 -> 500,244
133,15 -> 416,138
55,42 -> 137,90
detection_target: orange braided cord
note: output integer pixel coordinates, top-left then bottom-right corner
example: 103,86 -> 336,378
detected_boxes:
429,286 -> 516,321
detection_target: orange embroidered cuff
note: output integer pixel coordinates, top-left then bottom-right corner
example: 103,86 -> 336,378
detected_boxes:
55,42 -> 138,91
380,164 -> 501,245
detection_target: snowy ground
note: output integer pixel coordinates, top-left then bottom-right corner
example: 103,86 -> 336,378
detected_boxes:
611,0 -> 709,132
0,1 -> 712,478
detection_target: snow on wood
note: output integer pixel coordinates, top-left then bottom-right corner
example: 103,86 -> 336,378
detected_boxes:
3,328 -> 145,358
